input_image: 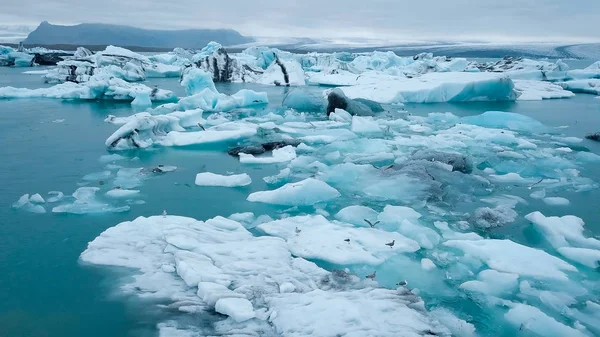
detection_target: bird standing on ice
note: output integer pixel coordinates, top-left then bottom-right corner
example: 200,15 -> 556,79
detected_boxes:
365,271 -> 376,280
295,227 -> 301,236
162,210 -> 167,217
385,240 -> 395,248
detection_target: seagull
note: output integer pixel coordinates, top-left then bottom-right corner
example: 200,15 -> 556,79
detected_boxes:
115,185 -> 122,189
364,219 -> 380,228
197,123 -> 206,131
365,271 -> 376,280
396,280 -> 408,287
344,238 -> 350,243
385,240 -> 395,248
295,227 -> 301,236
162,210 -> 167,218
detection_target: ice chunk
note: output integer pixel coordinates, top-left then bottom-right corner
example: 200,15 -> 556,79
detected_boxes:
328,108 -> 353,123
421,258 -> 437,271
267,288 -> 449,337
462,111 -> 546,133
514,80 -> 575,100
471,206 -> 517,228
175,88 -> 268,113
530,189 -> 546,199
215,298 -> 255,322
543,197 -> 570,206
263,168 -> 291,185
444,239 -> 576,280
524,211 -> 600,250
505,303 -> 586,337
459,269 -> 518,296
131,92 -> 152,107
29,193 -> 45,204
180,68 -> 217,95
488,173 -> 538,184
430,308 -> 476,337
377,205 -> 422,224
105,189 -> 140,198
335,205 -> 379,227
159,124 -> 258,147
12,194 -> 46,214
399,220 -> 441,250
47,191 -> 64,203
557,247 -> 600,268
247,178 -> 340,206
258,215 -> 420,265
52,187 -> 130,214
351,116 -> 381,134
558,79 -> 600,95
282,89 -> 324,111
238,146 -> 297,164
340,72 -> 517,104
257,57 -> 305,86
197,282 -> 245,307
194,172 -> 252,187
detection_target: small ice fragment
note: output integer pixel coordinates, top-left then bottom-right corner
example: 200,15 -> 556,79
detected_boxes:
195,172 -> 252,187
29,193 -> 45,204
421,258 -> 437,270
47,191 -> 64,203
106,189 -> 140,198
279,282 -> 296,293
52,119 -> 65,123
530,189 -> 546,199
215,298 -> 255,322
544,197 -> 570,206
83,171 -> 112,181
131,92 -> 152,107
161,264 -> 176,273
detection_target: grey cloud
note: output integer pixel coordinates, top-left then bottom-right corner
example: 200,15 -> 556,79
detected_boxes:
1,0 -> 599,42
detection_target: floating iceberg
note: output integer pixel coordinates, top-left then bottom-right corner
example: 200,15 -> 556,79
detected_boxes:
247,178 -> 340,206
12,194 -> 46,213
558,79 -> 600,95
514,80 -> 575,100
81,215 -> 449,336
339,72 -> 518,104
52,187 -> 130,214
0,72 -> 175,102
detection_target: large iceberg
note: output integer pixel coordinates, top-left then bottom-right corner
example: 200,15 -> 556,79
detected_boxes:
80,215 -> 450,336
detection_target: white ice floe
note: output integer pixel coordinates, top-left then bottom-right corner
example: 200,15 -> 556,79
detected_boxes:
12,194 -> 46,213
52,187 -> 130,214
247,178 -> 340,206
505,303 -> 587,337
81,215 -> 449,337
339,72 -> 517,104
105,189 -> 140,198
459,269 -> 519,296
47,191 -> 64,203
238,146 -> 297,164
215,298 -> 255,323
513,80 -> 575,100
257,215 -> 420,265
543,197 -> 570,206
444,239 -> 576,281
29,193 -> 45,204
194,172 -> 252,187
558,79 -> 600,95
335,205 -> 379,227
0,72 -> 175,102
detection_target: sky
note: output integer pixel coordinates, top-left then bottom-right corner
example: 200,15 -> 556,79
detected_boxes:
1,0 -> 599,43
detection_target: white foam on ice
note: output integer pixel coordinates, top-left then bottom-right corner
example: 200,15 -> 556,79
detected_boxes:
194,172 -> 252,187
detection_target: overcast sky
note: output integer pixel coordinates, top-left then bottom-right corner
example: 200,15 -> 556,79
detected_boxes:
1,0 -> 599,42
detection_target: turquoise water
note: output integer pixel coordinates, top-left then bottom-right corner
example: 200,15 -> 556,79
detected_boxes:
1,67 -> 600,337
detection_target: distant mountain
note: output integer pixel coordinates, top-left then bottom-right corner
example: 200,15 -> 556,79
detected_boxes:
0,25 -> 34,43
23,21 -> 253,48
